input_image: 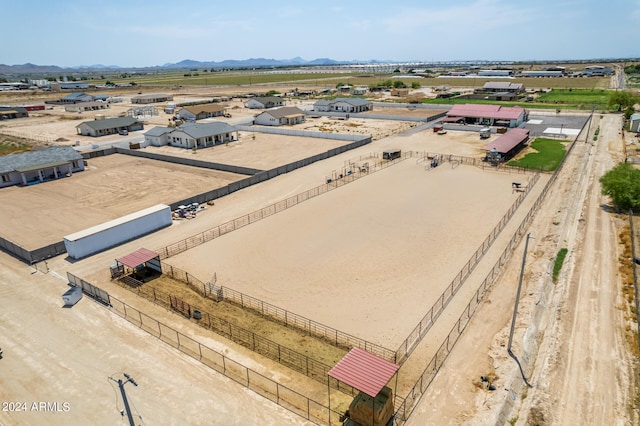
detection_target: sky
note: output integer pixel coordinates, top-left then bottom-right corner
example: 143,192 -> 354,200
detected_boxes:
2,0 -> 639,68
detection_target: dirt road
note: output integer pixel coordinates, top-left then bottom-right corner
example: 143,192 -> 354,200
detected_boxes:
517,114 -> 634,424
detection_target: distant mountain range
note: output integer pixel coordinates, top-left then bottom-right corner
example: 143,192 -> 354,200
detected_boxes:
0,57 -> 373,75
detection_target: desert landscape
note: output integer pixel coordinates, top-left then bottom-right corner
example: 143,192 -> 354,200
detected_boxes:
0,72 -> 637,426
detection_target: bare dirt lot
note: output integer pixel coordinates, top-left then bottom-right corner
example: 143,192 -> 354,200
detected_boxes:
141,131 -> 351,170
0,153 -> 245,249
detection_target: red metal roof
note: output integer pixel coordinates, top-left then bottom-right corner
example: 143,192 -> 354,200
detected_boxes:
482,128 -> 530,154
328,348 -> 399,397
447,104 -> 526,120
116,248 -> 159,268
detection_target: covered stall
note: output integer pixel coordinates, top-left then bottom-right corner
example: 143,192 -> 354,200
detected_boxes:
328,348 -> 399,426
110,247 -> 162,282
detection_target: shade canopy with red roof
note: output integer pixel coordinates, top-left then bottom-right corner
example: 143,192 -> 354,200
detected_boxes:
116,248 -> 159,268
328,347 -> 399,397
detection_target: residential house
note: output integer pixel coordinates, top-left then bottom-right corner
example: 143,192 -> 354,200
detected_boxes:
244,96 -> 285,109
144,122 -> 238,149
313,98 -> 373,113
175,103 -> 227,121
76,116 -> 144,137
0,146 -> 84,188
254,107 -> 306,126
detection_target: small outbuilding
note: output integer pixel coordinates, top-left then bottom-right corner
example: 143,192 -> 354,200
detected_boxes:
328,348 -> 399,426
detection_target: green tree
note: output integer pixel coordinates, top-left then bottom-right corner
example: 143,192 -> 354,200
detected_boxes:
265,90 -> 280,96
608,91 -> 639,112
600,162 -> 640,211
393,80 -> 406,88
411,81 -> 421,89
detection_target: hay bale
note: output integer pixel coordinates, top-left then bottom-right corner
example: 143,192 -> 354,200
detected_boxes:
348,386 -> 394,426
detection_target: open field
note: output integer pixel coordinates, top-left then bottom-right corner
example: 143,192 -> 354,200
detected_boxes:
0,154 -> 245,249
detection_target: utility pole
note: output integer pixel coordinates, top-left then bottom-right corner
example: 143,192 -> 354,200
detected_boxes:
109,373 -> 138,426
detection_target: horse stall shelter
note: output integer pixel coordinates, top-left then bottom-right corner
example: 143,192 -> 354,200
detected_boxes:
482,128 -> 530,162
131,93 -> 173,104
444,104 -> 528,128
0,146 -> 84,188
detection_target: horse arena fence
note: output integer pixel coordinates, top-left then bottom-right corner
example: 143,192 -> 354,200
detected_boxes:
60,134 -> 578,424
112,264 -> 358,393
68,276 -> 346,425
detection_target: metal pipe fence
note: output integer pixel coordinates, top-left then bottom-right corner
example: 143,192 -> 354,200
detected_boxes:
393,172 -> 540,364
392,120 -> 583,424
70,276 -> 345,425
111,269 -> 358,393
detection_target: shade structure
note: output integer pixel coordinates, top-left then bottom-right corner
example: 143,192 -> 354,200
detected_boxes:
116,248 -> 159,268
482,128 -> 530,154
328,348 -> 399,397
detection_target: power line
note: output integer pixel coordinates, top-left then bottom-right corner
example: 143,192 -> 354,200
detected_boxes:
108,373 -> 140,426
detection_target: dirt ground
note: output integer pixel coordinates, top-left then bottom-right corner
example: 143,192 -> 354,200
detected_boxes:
405,114 -> 637,425
1,84 -> 635,425
141,131 -> 352,170
0,153 -> 245,249
164,161 -> 533,349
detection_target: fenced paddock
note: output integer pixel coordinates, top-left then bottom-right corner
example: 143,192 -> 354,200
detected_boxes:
166,158 -> 547,349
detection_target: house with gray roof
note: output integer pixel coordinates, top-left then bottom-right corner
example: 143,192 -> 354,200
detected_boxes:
244,96 -> 285,109
144,122 -> 238,149
176,103 -> 227,121
76,117 -> 144,137
254,106 -> 305,126
0,146 -> 84,188
313,98 -> 373,113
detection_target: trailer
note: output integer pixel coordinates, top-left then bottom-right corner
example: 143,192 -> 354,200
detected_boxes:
64,204 -> 172,259
62,286 -> 83,306
382,149 -> 401,160
480,127 -> 492,139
